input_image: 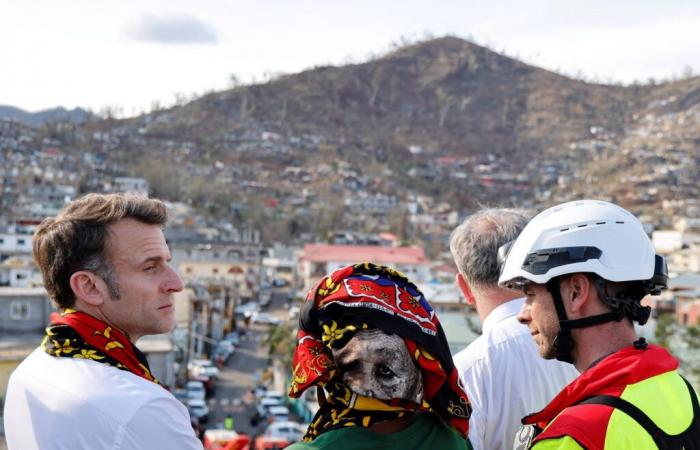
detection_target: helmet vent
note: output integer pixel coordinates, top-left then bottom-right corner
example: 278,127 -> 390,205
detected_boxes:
560,228 -> 570,232
596,222 -> 606,225
616,221 -> 625,224
577,224 -> 587,228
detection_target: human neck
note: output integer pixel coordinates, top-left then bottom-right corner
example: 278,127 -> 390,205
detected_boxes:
473,286 -> 521,323
571,321 -> 638,372
70,303 -> 138,343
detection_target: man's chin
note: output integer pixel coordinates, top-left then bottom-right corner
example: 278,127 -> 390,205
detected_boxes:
539,345 -> 557,360
154,318 -> 176,336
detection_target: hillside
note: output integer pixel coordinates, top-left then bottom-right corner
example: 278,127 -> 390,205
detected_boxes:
137,37 -> 650,161
4,36 -> 699,244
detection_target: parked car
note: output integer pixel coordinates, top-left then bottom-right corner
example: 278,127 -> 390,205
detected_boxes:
271,278 -> 288,287
190,375 -> 215,397
187,398 -> 210,423
203,429 -> 250,450
235,301 -> 259,319
251,312 -> 282,326
223,331 -> 240,346
186,380 -> 206,400
254,435 -> 291,450
173,388 -> 189,404
266,405 -> 290,423
259,290 -> 272,309
264,420 -> 306,442
213,340 -> 234,364
189,359 -> 220,379
261,390 -> 284,403
254,384 -> 269,399
256,397 -> 283,419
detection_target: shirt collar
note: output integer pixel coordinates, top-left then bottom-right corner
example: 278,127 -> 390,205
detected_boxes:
481,297 -> 524,334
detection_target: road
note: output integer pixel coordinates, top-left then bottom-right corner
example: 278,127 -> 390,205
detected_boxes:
204,289 -> 292,438
206,324 -> 269,436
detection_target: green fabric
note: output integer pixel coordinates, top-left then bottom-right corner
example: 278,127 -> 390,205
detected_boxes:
286,413 -> 472,450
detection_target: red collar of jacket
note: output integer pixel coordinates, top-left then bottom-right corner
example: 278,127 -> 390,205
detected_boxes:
523,343 -> 678,427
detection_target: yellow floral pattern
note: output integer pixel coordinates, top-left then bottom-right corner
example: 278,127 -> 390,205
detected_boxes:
321,321 -> 357,347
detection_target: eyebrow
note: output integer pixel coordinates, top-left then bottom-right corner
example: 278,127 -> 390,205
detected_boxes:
139,255 -> 171,266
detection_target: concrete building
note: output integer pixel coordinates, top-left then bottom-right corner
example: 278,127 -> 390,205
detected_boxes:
0,287 -> 54,409
112,177 -> 149,197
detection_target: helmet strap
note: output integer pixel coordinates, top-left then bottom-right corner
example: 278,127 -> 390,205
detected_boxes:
546,278 -> 575,363
545,277 -> 624,364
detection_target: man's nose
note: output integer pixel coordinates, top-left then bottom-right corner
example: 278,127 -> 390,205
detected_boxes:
163,265 -> 185,293
517,303 -> 531,325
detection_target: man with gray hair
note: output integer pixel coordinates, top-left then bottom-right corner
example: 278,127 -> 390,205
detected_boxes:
450,208 -> 577,450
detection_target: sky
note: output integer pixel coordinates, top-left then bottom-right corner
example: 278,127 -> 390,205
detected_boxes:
2,0 -> 699,117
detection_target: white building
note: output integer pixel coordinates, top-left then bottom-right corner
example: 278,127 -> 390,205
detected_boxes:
113,177 -> 149,196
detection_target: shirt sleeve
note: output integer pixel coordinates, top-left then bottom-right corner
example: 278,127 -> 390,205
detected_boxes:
531,436 -> 585,450
119,396 -> 203,450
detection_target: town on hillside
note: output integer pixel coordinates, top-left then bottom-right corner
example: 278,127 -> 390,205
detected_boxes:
1,37 -> 700,449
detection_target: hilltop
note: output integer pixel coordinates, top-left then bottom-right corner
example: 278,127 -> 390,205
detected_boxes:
126,37 -> 651,160
0,105 -> 94,127
3,36 -> 699,245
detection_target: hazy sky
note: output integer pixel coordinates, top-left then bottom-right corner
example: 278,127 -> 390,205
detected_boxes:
2,0 -> 699,116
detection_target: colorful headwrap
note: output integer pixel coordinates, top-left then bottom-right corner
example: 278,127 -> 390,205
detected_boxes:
288,262 -> 471,442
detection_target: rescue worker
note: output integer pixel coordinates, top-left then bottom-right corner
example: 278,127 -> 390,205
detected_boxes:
498,199 -> 699,449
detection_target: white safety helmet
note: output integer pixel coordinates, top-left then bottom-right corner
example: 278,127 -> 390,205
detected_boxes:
498,200 -> 660,290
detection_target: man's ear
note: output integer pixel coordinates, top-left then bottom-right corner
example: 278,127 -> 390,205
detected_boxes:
69,271 -> 106,307
566,273 -> 592,313
456,273 -> 476,306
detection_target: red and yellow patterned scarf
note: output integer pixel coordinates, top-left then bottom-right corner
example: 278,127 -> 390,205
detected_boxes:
42,309 -> 159,384
289,262 -> 471,442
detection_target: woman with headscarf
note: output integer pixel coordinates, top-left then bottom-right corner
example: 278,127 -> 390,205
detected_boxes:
286,262 -> 473,450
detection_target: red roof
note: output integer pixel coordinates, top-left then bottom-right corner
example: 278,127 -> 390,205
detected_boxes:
302,244 -> 427,264
378,232 -> 397,241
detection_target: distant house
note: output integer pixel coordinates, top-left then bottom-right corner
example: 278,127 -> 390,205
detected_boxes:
669,273 -> 700,326
173,243 -> 262,303
0,287 -> 54,404
262,244 -> 298,287
652,230 -> 700,254
298,244 -> 430,292
0,230 -> 33,256
112,177 -> 149,197
0,287 -> 53,336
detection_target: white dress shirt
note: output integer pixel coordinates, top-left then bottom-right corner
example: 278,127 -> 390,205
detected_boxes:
5,348 -> 203,450
453,298 -> 578,450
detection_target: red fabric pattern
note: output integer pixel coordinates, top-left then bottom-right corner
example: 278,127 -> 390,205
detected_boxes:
48,310 -> 158,383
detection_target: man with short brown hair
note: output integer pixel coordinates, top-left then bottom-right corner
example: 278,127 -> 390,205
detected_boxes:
5,193 -> 202,450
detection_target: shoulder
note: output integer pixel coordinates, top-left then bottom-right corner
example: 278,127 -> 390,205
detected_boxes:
10,348 -> 177,419
453,335 -> 487,370
536,403 -> 614,449
455,315 -> 533,365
